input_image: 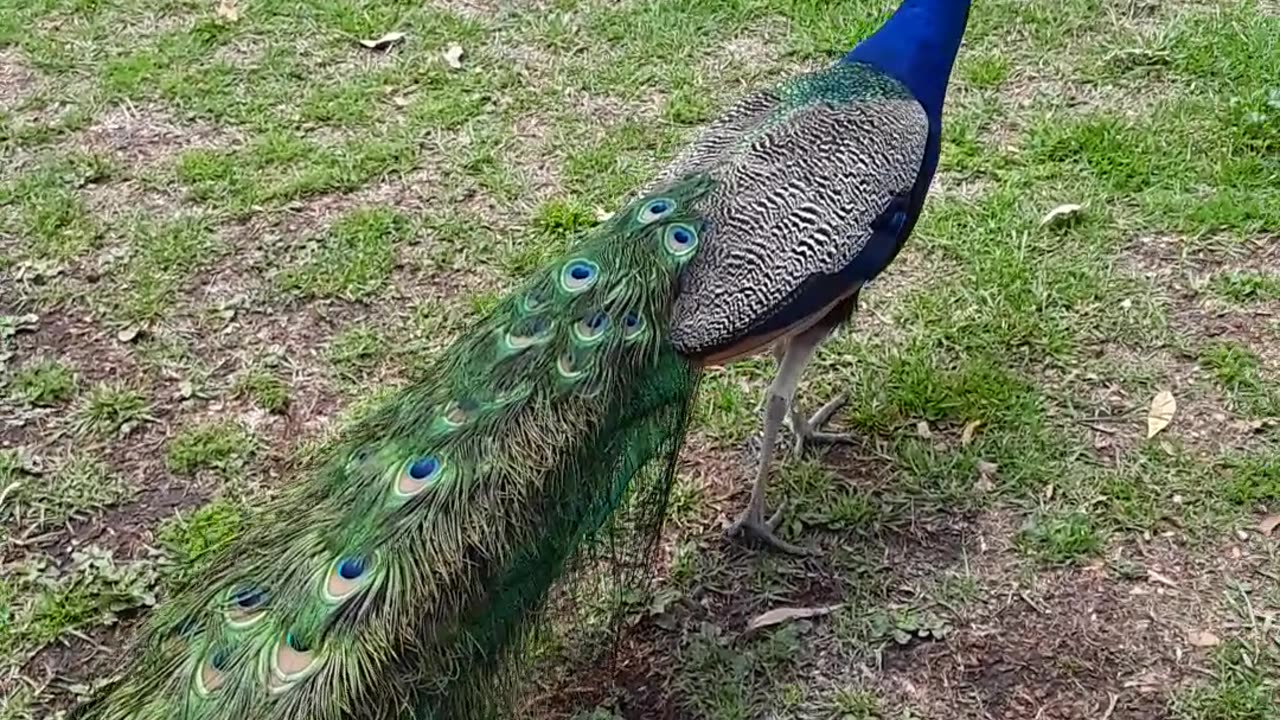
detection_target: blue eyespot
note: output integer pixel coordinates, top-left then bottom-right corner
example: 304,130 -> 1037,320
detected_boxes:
286,632 -> 310,653
337,557 -> 365,580
210,648 -> 231,670
560,259 -> 599,293
663,223 -> 699,257
623,311 -> 645,338
638,197 -> 676,224
574,311 -> 610,343
232,587 -> 267,609
408,456 -> 440,482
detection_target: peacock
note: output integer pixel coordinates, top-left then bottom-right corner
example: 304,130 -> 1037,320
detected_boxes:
659,0 -> 972,554
70,0 -> 970,716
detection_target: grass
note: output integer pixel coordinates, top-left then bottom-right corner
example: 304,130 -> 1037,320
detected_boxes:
165,420 -> 257,476
1,0 -> 1279,718
9,358 -> 77,406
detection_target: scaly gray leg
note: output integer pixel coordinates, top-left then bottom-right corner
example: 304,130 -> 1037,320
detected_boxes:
726,323 -> 830,555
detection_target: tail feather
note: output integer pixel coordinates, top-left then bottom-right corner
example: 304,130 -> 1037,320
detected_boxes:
72,176 -> 715,720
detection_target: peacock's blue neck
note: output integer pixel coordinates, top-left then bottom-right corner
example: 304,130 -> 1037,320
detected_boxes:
842,0 -> 971,124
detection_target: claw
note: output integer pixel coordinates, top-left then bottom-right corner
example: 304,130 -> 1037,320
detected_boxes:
726,503 -> 817,556
789,392 -> 856,456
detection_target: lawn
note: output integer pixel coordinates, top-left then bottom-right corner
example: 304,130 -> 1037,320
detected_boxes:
1,0 -> 1279,718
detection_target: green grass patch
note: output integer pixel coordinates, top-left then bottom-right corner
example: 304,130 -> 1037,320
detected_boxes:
1172,639 -> 1279,720
1017,510 -> 1105,565
232,366 -> 291,413
166,420 -> 258,476
1200,342 -> 1280,417
1210,271 -> 1280,305
9,358 -> 77,406
276,208 -> 413,301
73,382 -> 153,437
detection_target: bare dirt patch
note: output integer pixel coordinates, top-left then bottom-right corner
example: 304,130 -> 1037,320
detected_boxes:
0,48 -> 38,109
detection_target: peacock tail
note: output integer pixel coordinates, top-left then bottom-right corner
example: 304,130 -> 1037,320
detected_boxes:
70,175 -> 715,720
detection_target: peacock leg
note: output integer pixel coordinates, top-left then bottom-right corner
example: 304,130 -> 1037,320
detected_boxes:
727,324 -> 829,556
787,392 -> 855,457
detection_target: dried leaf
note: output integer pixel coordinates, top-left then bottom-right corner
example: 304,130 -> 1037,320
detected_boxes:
442,42 -> 464,69
359,31 -> 406,50
915,420 -> 933,439
1260,514 -> 1280,537
17,446 -> 44,475
1147,390 -> 1176,439
961,420 -> 982,447
747,604 -> 841,631
1187,630 -> 1220,647
117,325 -> 141,343
1040,203 -> 1084,227
216,0 -> 239,22
975,460 -> 998,493
1146,568 -> 1178,588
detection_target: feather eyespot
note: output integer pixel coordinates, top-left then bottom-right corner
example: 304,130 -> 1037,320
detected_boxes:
324,555 -> 371,602
663,223 -> 699,258
559,259 -> 599,293
442,399 -> 476,428
197,647 -> 231,695
637,197 -> 676,224
623,311 -> 645,340
520,288 -> 548,314
226,586 -> 269,627
573,311 -> 610,343
557,351 -> 585,380
345,446 -> 373,472
504,316 -> 552,351
396,455 -> 443,497
269,632 -> 321,693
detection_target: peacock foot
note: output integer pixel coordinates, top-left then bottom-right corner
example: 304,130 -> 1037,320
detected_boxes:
726,503 -> 816,556
788,392 -> 856,456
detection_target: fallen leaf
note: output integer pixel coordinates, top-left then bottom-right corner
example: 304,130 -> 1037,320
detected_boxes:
17,446 -> 44,475
1187,630 -> 1220,647
961,420 -> 982,447
391,95 -> 410,107
216,0 -> 239,22
915,420 -> 933,439
747,604 -> 841,632
359,31 -> 406,50
1040,203 -> 1084,227
442,42 -> 464,69
1147,390 -> 1176,439
1260,514 -> 1280,537
1146,568 -> 1178,588
117,325 -> 141,343
975,460 -> 998,493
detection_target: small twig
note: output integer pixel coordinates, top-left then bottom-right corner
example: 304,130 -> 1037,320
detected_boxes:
0,480 -> 20,513
1076,413 -> 1137,423
1019,590 -> 1049,614
1100,692 -> 1120,720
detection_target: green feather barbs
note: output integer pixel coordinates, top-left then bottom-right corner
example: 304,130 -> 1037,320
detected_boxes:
67,174 -> 717,720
